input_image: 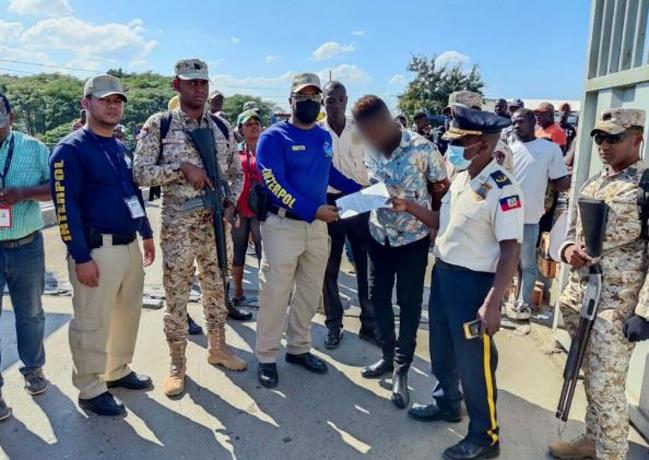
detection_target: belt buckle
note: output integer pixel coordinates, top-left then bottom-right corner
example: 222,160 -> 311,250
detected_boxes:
101,234 -> 112,247
277,208 -> 287,218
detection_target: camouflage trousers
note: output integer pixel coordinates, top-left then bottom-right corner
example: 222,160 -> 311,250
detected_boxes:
560,304 -> 635,460
161,209 -> 231,344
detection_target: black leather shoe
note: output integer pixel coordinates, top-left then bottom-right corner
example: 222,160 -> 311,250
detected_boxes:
107,371 -> 153,390
408,401 -> 462,423
285,352 -> 328,374
187,314 -> 203,335
361,358 -> 394,379
324,326 -> 343,349
391,370 -> 409,409
358,327 -> 380,347
227,301 -> 253,321
443,439 -> 500,460
79,392 -> 126,416
258,363 -> 278,388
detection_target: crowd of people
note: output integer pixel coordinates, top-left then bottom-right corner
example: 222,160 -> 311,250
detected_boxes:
0,57 -> 647,460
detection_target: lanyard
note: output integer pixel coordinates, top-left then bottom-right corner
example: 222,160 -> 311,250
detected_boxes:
0,134 -> 15,190
86,129 -> 133,197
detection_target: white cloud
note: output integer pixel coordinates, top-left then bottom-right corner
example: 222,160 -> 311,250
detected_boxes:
0,20 -> 24,43
318,64 -> 371,84
351,30 -> 365,36
388,73 -> 406,85
231,36 -> 240,44
264,55 -> 278,63
435,50 -> 470,68
8,0 -> 73,17
311,41 -> 355,60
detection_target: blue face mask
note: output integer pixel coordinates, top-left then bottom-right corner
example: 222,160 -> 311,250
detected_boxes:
446,142 -> 479,170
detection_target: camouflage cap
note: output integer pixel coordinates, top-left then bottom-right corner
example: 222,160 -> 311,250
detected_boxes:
237,109 -> 261,127
175,58 -> 209,81
0,93 -> 10,129
290,73 -> 322,94
243,100 -> 258,111
442,91 -> 482,115
590,108 -> 646,136
83,74 -> 127,101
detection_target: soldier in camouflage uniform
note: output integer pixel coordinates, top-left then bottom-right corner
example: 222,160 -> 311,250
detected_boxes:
549,108 -> 648,460
442,91 -> 514,180
133,59 -> 246,398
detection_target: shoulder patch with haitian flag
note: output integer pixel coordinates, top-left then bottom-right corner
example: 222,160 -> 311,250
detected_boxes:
490,171 -> 511,188
499,195 -> 522,212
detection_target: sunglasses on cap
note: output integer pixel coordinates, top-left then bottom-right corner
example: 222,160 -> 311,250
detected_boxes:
593,132 -> 626,145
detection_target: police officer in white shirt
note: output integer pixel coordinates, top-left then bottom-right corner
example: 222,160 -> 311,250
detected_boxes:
320,81 -> 376,349
508,108 -> 570,320
400,106 -> 523,460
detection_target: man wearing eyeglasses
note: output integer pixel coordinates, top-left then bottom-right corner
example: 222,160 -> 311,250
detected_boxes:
549,108 -> 649,460
254,73 -> 361,388
506,108 -> 570,321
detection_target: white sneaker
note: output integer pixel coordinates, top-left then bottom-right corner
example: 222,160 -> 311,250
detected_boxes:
508,302 -> 531,320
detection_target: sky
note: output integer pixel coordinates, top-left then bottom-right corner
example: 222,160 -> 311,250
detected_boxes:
0,0 -> 592,112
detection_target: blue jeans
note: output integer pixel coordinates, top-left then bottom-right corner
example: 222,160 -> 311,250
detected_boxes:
517,224 -> 539,305
0,232 -> 46,387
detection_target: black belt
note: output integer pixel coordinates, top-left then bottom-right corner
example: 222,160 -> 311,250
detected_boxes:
0,231 -> 38,249
267,204 -> 301,221
435,258 -> 473,272
88,232 -> 137,249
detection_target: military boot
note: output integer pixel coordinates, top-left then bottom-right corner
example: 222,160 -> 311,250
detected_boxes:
549,434 -> 596,459
163,341 -> 187,397
207,326 -> 247,371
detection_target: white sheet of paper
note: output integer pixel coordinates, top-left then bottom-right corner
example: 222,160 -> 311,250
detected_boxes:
335,182 -> 392,219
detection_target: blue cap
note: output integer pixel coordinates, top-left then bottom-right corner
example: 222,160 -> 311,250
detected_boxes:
442,105 -> 511,141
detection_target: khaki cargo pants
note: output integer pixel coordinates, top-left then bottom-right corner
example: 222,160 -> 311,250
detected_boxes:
67,239 -> 144,399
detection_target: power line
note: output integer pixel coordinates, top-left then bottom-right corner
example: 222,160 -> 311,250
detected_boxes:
0,67 -> 37,75
0,58 -> 100,74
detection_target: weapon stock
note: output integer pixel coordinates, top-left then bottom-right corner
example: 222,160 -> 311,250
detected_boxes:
187,128 -> 231,297
556,198 -> 608,422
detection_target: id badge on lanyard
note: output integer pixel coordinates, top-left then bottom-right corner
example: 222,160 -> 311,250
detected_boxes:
0,135 -> 15,229
124,196 -> 145,219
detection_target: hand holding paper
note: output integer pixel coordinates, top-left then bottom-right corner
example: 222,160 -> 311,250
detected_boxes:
335,182 -> 392,219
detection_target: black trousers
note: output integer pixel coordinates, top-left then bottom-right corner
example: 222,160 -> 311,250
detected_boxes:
322,193 -> 374,330
429,260 -> 499,447
368,235 -> 429,370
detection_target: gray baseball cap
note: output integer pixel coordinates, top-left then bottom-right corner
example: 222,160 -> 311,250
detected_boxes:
0,93 -> 10,129
291,73 -> 322,94
83,74 -> 127,101
175,59 -> 209,81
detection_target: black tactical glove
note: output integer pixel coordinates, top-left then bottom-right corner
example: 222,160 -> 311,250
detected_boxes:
623,315 -> 649,342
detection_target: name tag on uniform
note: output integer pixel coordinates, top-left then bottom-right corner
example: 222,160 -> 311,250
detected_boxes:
0,207 -> 11,228
124,196 -> 145,219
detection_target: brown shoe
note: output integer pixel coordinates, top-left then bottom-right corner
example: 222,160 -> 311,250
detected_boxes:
549,434 -> 596,459
163,341 -> 187,397
207,327 -> 247,371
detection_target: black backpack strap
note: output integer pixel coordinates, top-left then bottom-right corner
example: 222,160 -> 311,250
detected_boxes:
209,113 -> 231,141
637,169 -> 649,240
158,110 -> 173,164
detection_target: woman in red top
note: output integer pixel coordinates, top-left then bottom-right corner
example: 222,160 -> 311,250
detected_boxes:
231,110 -> 263,304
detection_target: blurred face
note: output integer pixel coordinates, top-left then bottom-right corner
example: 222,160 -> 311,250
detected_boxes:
323,85 -> 347,120
535,108 -> 554,127
512,112 -> 536,140
414,115 -> 429,132
593,129 -> 643,168
356,112 -> 401,155
176,78 -> 209,110
82,94 -> 124,127
210,95 -> 224,113
241,117 -> 262,142
495,100 -> 508,117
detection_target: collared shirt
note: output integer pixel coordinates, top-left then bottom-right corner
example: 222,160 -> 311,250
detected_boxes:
321,118 -> 369,193
365,130 -> 446,247
434,160 -> 524,273
559,160 -> 649,319
0,131 -> 50,241
133,108 -> 243,211
50,128 -> 153,263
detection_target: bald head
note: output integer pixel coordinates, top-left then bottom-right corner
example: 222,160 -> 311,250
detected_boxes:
323,80 -> 348,123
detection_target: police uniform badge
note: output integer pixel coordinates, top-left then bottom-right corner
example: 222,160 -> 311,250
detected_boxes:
473,181 -> 492,201
490,171 -> 511,188
323,141 -> 333,157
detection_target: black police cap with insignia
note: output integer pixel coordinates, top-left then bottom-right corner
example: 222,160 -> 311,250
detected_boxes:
442,105 -> 512,141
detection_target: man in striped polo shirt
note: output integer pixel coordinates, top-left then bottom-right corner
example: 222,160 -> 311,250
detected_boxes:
0,93 -> 53,422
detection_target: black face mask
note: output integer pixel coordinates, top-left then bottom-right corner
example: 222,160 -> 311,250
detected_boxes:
295,100 -> 321,124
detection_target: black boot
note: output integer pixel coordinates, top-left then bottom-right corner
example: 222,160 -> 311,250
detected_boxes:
391,368 -> 409,409
361,358 -> 394,379
227,301 -> 253,321
187,314 -> 203,335
78,392 -> 126,416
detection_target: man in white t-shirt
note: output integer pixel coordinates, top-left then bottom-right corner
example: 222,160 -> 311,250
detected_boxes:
509,109 -> 570,320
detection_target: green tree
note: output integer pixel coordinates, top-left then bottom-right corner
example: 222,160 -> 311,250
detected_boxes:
221,94 -> 278,126
398,55 -> 484,118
